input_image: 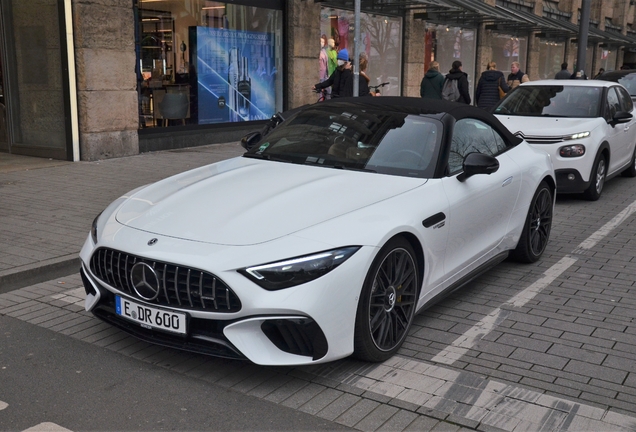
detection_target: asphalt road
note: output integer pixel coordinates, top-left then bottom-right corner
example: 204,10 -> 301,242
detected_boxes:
0,314 -> 351,431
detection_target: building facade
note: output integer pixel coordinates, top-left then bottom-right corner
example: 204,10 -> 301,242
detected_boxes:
1,0 -> 636,162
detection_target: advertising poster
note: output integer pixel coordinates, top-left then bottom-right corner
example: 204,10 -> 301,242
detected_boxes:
189,26 -> 276,124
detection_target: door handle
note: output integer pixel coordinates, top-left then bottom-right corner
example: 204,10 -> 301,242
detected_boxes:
422,212 -> 446,228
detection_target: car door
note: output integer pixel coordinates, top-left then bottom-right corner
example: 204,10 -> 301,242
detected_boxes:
440,118 -> 522,286
613,85 -> 636,171
605,86 -> 633,173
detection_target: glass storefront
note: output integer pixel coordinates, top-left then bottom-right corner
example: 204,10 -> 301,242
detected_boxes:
320,7 -> 403,96
425,26 -> 476,97
137,0 -> 283,129
595,46 -> 618,73
569,42 -> 594,77
537,39 -> 565,79
489,33 -> 528,78
0,0 -> 72,159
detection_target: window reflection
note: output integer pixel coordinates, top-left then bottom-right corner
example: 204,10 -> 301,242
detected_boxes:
137,1 -> 283,129
319,7 -> 403,96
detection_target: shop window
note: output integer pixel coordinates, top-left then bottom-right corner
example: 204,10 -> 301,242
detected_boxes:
319,7 -> 402,96
137,1 -> 283,129
570,42 -> 594,77
425,25 -> 476,98
537,39 -> 565,79
489,33 -> 528,78
596,46 -> 617,73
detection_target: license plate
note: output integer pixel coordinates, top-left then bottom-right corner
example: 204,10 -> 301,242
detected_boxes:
116,296 -> 187,335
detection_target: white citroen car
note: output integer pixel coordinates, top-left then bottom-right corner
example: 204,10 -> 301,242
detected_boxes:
494,80 -> 636,200
80,97 -> 555,366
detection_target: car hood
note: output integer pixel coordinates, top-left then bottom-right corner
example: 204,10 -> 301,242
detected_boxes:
115,157 -> 425,246
495,115 -> 603,137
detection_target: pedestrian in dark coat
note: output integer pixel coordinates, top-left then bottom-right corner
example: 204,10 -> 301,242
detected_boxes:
475,62 -> 509,110
420,61 -> 444,99
555,62 -> 571,79
507,61 -> 529,89
445,60 -> 471,104
314,48 -> 355,98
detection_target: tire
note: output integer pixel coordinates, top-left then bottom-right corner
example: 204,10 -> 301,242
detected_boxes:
583,152 -> 607,201
622,146 -> 636,178
511,181 -> 553,263
353,237 -> 419,362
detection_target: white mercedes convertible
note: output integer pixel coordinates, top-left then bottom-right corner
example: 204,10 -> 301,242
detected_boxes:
80,97 -> 555,366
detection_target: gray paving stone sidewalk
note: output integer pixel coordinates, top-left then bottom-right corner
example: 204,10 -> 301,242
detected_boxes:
0,142 -> 245,293
3,274 -> 636,431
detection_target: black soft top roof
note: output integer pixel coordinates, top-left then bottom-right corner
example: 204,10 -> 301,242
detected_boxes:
308,96 -> 523,146
597,69 -> 636,81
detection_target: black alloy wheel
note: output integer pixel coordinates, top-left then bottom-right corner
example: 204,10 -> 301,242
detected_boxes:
512,181 -> 553,263
354,237 -> 419,362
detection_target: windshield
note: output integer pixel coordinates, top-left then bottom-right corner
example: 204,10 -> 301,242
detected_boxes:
245,106 -> 443,178
494,85 -> 602,118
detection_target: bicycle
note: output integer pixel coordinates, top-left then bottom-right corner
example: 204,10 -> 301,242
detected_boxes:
314,87 -> 328,102
369,82 -> 389,96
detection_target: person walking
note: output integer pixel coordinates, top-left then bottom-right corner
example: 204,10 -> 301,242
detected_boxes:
357,52 -> 374,97
475,61 -> 510,110
555,62 -> 570,79
444,60 -> 471,104
507,61 -> 529,89
420,61 -> 444,99
314,48 -> 370,98
593,68 -> 605,79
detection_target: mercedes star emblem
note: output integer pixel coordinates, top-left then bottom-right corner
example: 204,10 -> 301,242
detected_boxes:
130,262 -> 161,301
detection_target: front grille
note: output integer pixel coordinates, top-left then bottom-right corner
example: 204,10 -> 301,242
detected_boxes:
515,132 -> 569,145
89,248 -> 241,312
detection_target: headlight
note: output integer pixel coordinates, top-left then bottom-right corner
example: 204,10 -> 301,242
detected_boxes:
238,246 -> 360,290
565,131 -> 590,140
559,144 -> 585,157
91,211 -> 102,244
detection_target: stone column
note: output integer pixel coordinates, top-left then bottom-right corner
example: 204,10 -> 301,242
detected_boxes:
72,0 -> 138,160
402,11 -> 426,97
526,34 -> 540,81
286,1 -> 320,109
476,24 -> 492,78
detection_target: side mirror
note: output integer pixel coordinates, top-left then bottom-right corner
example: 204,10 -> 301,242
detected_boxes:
612,111 -> 633,125
457,152 -> 499,182
241,132 -> 262,151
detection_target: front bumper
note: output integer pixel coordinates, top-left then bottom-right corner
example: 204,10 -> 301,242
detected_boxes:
79,228 -> 373,366
81,266 -> 246,359
555,168 -> 590,193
